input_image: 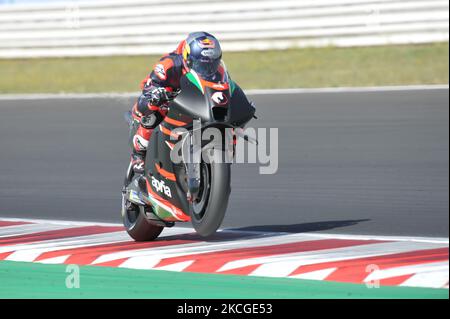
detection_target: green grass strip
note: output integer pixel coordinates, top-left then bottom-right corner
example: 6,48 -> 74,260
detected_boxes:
0,43 -> 448,94
0,261 -> 447,299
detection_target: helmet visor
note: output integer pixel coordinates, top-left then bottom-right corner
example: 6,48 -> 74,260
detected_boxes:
190,57 -> 221,79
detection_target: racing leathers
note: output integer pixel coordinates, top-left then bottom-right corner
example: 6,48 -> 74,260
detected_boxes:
129,43 -> 187,176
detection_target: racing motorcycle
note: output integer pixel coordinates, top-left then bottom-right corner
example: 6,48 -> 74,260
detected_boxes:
122,69 -> 256,241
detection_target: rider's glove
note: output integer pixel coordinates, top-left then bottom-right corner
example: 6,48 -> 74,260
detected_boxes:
144,87 -> 169,107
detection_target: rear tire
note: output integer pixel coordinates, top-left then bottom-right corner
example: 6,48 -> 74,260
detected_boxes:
190,150 -> 231,237
121,195 -> 164,241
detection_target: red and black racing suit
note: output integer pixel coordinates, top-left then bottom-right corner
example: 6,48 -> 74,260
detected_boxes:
129,41 -> 227,173
129,41 -> 188,170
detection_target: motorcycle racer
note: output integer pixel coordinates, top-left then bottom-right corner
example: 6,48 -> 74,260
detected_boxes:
127,31 -> 224,181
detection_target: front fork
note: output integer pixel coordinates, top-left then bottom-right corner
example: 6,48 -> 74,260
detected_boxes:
181,126 -> 256,202
182,131 -> 202,202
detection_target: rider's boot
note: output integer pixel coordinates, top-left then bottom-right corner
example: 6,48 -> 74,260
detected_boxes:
123,123 -> 153,189
131,152 -> 145,175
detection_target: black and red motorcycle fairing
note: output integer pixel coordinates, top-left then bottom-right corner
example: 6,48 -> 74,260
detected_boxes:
122,71 -> 255,241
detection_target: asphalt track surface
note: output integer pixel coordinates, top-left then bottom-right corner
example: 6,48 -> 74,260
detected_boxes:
0,88 -> 448,237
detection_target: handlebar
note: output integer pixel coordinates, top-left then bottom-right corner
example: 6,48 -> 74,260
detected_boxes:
165,90 -> 180,101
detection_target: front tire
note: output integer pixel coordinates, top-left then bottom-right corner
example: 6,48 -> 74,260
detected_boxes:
121,194 -> 164,241
190,150 -> 231,237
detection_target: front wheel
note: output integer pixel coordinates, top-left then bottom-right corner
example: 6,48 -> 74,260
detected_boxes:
190,150 -> 231,237
121,194 -> 164,241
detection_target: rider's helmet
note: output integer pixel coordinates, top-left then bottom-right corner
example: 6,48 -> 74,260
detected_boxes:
182,32 -> 222,80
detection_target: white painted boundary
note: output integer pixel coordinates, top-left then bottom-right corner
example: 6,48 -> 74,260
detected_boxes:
245,84 -> 450,95
0,84 -> 448,101
0,216 -> 447,244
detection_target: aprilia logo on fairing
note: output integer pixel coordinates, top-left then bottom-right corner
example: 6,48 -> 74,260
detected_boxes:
151,176 -> 172,198
211,91 -> 227,105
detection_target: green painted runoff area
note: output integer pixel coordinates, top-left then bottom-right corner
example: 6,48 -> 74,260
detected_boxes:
0,261 -> 447,299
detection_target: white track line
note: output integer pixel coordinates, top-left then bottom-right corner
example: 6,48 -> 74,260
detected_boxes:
92,232 -> 305,266
154,260 -> 195,272
399,267 -> 450,289
246,84 -> 449,95
0,223 -> 79,238
0,217 -> 447,288
36,255 -> 71,264
2,227 -> 194,262
0,216 -> 124,227
289,267 -> 338,280
365,261 -> 449,287
298,233 -> 449,245
118,238 -> 446,272
219,241 -> 448,273
0,216 -> 447,244
0,85 -> 447,100
3,231 -> 129,261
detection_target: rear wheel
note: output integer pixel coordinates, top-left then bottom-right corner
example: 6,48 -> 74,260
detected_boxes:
190,150 -> 231,237
121,194 -> 164,241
